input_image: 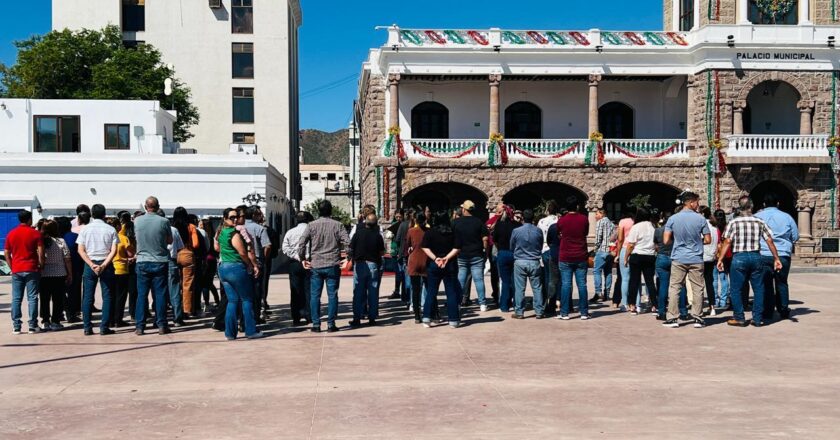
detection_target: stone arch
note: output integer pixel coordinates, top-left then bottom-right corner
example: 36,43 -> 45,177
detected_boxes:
403,180 -> 489,220
597,173 -> 693,203
744,80 -> 801,134
735,71 -> 811,103
602,181 -> 683,221
748,180 -> 798,218
502,181 -> 588,213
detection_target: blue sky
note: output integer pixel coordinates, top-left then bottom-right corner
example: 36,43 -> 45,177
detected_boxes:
0,0 -> 662,132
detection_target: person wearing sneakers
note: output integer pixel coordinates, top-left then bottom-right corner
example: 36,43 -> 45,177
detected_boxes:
453,200 -> 490,312
421,210 -> 463,328
557,197 -> 591,320
5,210 -> 44,335
662,191 -> 711,329
718,196 -> 782,328
509,209 -> 545,319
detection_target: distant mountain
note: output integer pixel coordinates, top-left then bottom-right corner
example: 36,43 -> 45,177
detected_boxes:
300,128 -> 349,165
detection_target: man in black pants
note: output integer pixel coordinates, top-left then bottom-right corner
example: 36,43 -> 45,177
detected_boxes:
283,211 -> 312,326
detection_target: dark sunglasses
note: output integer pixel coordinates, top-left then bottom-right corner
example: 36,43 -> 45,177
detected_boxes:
227,215 -> 239,220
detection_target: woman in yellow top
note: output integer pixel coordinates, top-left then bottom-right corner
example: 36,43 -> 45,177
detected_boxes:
110,212 -> 136,327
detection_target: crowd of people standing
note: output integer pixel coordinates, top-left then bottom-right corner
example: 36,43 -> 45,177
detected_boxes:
4,189 -> 799,338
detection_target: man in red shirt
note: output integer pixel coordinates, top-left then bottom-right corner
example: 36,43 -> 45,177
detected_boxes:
4,210 -> 44,334
556,198 -> 590,320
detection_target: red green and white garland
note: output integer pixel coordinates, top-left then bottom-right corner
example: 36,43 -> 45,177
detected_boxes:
399,29 -> 687,48
830,70 -> 839,229
381,126 -> 407,162
409,141 -> 481,159
509,141 -> 580,159
755,0 -> 796,23
607,141 -> 681,158
488,133 -> 508,168
584,131 -> 606,167
704,71 -> 725,210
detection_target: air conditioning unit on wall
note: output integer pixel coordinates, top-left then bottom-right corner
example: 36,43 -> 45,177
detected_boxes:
209,0 -> 222,9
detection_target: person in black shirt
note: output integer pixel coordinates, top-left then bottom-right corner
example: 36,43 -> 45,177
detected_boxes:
491,208 -> 520,312
453,200 -> 489,311
348,213 -> 385,327
421,210 -> 463,328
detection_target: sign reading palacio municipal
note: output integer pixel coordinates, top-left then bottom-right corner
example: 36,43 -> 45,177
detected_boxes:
735,52 -> 816,60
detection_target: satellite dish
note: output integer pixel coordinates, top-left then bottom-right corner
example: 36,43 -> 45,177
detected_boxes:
164,78 -> 173,96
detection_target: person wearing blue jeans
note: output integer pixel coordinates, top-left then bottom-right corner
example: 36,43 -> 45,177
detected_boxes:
81,262 -> 115,334
714,262 -> 730,308
718,196 -> 783,327
762,255 -> 791,320
168,258 -> 184,325
556,199 -> 591,319
510,209 -> 545,318
352,262 -> 381,324
457,256 -> 486,308
135,262 -> 169,331
593,251 -> 613,301
559,261 -> 589,318
453,201 -> 489,310
755,193 -> 799,321
11,272 -> 40,333
77,205 -> 118,335
310,266 -> 341,329
425,260 -> 461,326
654,253 -> 688,319
218,262 -> 259,340
618,247 -> 632,308
496,250 -> 515,312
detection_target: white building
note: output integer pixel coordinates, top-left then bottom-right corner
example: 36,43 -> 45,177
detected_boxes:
0,98 -> 286,247
52,0 -> 303,205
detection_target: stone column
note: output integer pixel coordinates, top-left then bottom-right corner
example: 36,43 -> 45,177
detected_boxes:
732,100 -> 746,135
798,100 -> 814,135
586,200 -> 600,244
588,74 -> 601,134
799,0 -> 811,25
388,73 -> 401,129
737,0 -> 750,24
797,201 -> 814,241
489,74 -> 502,135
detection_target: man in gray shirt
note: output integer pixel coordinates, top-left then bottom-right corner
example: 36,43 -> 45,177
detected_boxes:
299,200 -> 350,333
509,209 -> 545,319
134,196 -> 173,335
243,206 -> 272,321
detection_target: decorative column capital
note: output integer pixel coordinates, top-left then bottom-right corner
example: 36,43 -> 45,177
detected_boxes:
796,200 -> 816,211
488,73 -> 502,86
797,100 -> 815,112
732,100 -> 747,111
387,73 -> 401,86
588,74 -> 602,86
686,75 -> 699,88
585,199 -> 601,211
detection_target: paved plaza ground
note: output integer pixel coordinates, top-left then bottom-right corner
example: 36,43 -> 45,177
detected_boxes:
1,270 -> 839,439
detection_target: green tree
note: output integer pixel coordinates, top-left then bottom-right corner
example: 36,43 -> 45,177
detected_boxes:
0,26 -> 199,142
305,199 -> 353,227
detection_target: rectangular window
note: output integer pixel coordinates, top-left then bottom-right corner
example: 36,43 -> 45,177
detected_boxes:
34,116 -> 80,153
679,0 -> 694,31
327,173 -> 336,180
232,88 -> 254,123
233,132 -> 256,143
122,0 -> 145,32
232,43 -> 254,78
748,0 -> 798,25
105,124 -> 131,150
123,40 -> 145,49
232,0 -> 254,34
309,173 -> 319,180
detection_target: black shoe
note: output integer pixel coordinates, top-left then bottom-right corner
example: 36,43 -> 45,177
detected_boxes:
661,319 -> 679,328
368,319 -> 377,326
679,314 -> 690,321
83,328 -> 94,336
256,317 -> 267,324
292,320 -> 302,327
327,324 -> 339,333
158,326 -> 172,335
173,320 -> 186,327
727,319 -> 748,327
655,314 -> 665,321
100,328 -> 115,335
780,309 -> 791,320
511,314 -> 525,320
92,306 -> 101,313
414,319 -> 422,324
589,295 -> 601,304
535,315 -> 545,320
135,328 -> 145,336
115,321 -> 130,328
348,320 -> 362,328
461,298 -> 473,307
387,292 -> 401,300
310,326 -> 321,333
750,320 -> 763,328
67,316 -> 81,324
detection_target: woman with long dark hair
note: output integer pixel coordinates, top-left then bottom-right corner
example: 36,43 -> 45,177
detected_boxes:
173,207 -> 200,318
198,218 -> 220,312
492,205 -> 519,312
624,208 -> 658,315
420,210 -> 463,328
38,220 -> 72,330
700,206 -> 719,315
713,209 -> 731,310
406,212 -> 434,323
110,211 -> 136,327
215,207 -> 263,340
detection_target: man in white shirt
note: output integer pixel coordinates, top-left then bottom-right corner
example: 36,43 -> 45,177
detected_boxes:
77,204 -> 117,335
537,200 -> 559,316
283,211 -> 312,326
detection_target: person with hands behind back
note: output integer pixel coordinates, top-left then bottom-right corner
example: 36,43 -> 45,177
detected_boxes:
420,210 -> 463,328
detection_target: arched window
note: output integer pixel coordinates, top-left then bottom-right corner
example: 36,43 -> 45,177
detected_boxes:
744,80 -> 801,134
599,102 -> 634,139
749,0 -> 798,25
504,101 -> 541,139
411,102 -> 449,139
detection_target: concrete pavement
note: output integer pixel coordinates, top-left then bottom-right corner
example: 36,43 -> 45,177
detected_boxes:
1,272 -> 839,439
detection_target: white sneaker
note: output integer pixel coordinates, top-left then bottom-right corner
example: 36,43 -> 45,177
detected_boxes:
422,320 -> 431,328
480,305 -> 488,312
558,315 -> 570,320
580,315 -> 590,320
12,329 -> 21,335
710,308 -> 717,317
408,305 -> 414,313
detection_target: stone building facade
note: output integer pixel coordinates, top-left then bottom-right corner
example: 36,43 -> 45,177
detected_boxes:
358,0 -> 840,263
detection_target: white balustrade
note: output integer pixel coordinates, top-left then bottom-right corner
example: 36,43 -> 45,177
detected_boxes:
726,135 -> 829,157
400,138 -> 689,160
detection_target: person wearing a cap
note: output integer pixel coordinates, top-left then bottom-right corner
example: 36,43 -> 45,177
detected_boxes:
453,200 -> 490,312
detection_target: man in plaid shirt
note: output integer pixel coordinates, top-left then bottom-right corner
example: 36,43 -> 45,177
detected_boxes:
717,196 -> 783,327
592,209 -> 615,302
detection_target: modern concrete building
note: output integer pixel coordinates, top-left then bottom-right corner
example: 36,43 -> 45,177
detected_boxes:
52,0 -> 302,205
0,98 -> 286,247
357,0 -> 840,264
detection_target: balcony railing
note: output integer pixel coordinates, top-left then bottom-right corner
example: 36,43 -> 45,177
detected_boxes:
401,139 -> 690,160
727,135 -> 829,157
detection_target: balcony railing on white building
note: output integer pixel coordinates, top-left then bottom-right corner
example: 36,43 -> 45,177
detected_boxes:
726,135 -> 829,157
400,139 -> 689,160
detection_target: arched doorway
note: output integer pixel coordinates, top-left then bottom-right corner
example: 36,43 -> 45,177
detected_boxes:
504,101 -> 541,139
403,182 -> 489,220
411,102 -> 449,138
603,182 -> 681,221
503,182 -> 587,213
744,81 -> 801,135
750,180 -> 797,218
599,102 -> 634,139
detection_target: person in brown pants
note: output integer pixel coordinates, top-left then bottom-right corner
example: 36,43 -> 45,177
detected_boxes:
173,207 -> 200,318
